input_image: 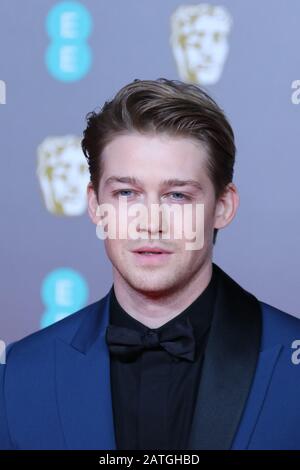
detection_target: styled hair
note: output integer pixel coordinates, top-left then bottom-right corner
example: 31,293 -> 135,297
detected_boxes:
81,78 -> 236,244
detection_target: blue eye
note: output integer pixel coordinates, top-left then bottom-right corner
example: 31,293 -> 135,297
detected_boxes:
113,190 -> 190,201
115,190 -> 134,197
170,192 -> 187,200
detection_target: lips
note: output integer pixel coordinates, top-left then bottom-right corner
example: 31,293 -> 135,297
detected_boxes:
137,252 -> 162,255
132,246 -> 172,254
131,248 -> 173,265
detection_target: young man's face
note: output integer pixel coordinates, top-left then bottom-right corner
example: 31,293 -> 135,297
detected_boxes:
88,132 -> 238,296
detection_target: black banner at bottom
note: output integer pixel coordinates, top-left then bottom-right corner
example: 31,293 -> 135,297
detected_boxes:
0,450 -> 300,467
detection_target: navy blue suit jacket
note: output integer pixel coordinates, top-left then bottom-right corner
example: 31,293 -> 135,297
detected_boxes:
1,263 -> 300,449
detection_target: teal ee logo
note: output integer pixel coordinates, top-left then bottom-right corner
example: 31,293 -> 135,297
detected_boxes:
40,267 -> 89,328
45,1 -> 92,82
0,80 -> 6,104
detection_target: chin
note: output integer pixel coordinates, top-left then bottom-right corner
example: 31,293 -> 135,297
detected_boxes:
126,275 -> 180,298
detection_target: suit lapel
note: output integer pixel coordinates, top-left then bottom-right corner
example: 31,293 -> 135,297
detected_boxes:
187,263 -> 262,450
55,294 -> 117,450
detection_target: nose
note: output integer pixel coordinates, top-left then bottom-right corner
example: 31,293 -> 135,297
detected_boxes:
136,195 -> 163,238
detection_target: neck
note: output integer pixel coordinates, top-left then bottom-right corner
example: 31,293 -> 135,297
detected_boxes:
112,259 -> 213,329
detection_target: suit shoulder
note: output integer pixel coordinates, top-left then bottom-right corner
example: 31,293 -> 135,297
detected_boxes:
5,298 -> 105,366
260,301 -> 300,347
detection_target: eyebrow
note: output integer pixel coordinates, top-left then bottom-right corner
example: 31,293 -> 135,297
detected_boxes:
104,176 -> 203,191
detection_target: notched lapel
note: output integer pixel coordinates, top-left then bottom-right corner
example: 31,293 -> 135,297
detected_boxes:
54,293 -> 117,450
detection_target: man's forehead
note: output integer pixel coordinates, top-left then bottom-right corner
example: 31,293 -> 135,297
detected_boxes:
102,134 -> 208,168
100,134 -> 209,183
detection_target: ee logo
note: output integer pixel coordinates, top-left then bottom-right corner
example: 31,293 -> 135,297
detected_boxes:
45,1 -> 93,82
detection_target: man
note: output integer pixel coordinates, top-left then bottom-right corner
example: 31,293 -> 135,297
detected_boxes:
1,78 -> 300,450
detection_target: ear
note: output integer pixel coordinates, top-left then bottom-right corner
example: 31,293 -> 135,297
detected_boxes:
87,182 -> 101,225
214,182 -> 240,231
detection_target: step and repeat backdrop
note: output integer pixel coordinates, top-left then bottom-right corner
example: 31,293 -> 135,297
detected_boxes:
0,0 -> 299,345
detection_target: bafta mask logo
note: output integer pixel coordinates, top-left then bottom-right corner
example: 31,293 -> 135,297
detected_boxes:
37,135 -> 90,216
170,3 -> 232,85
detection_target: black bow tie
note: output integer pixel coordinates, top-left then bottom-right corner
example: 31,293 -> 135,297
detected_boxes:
105,316 -> 196,362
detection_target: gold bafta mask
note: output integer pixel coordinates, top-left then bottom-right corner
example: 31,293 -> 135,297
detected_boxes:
36,135 -> 90,216
170,3 -> 232,85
